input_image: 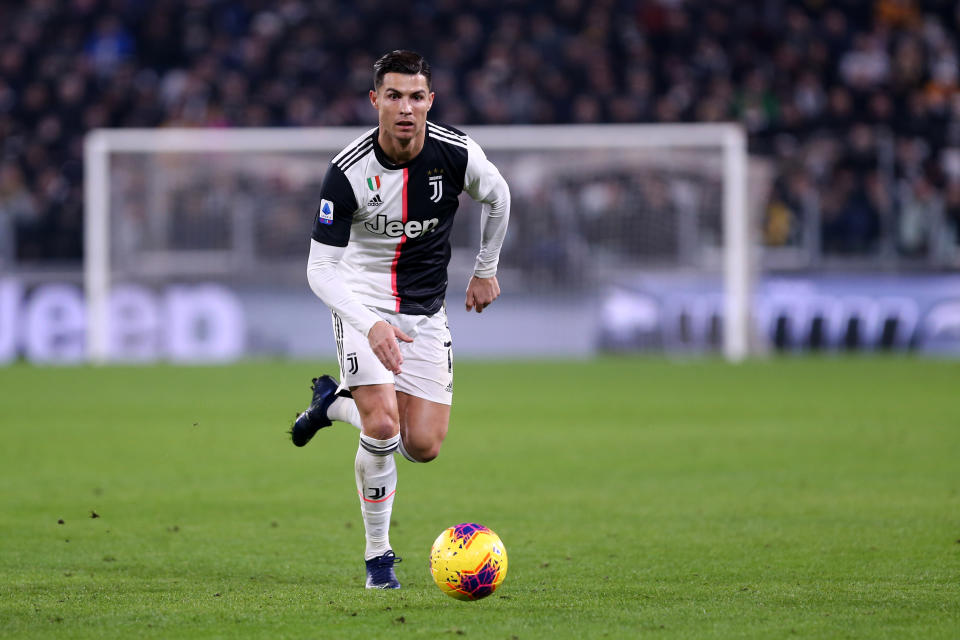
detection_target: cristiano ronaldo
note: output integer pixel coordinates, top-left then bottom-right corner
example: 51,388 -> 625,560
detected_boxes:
290,50 -> 510,589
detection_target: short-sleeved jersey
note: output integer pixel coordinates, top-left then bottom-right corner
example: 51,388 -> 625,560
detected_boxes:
312,121 -> 505,316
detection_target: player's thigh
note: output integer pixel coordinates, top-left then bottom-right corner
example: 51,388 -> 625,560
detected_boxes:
351,384 -> 400,439
397,391 -> 450,461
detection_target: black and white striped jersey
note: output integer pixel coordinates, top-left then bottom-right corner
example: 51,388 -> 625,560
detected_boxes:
311,121 -> 508,316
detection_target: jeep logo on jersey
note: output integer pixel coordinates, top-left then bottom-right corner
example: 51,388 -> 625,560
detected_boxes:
428,175 -> 443,203
365,214 -> 439,239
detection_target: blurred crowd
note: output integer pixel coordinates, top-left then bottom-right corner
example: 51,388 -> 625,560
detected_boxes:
1,0 -> 959,266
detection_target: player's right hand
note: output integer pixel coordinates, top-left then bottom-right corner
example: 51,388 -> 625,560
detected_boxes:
367,320 -> 413,374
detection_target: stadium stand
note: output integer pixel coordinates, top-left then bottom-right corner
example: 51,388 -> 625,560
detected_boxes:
0,0 -> 958,266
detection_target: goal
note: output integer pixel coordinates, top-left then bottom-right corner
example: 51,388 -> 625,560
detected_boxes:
84,124 -> 754,363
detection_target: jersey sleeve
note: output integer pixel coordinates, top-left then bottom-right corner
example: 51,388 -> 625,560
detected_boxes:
307,239 -> 383,336
311,163 -> 359,247
463,137 -> 511,278
463,137 -> 507,204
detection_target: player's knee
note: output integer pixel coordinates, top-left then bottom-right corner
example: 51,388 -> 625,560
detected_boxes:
362,412 -> 400,441
417,443 -> 442,462
406,436 -> 443,462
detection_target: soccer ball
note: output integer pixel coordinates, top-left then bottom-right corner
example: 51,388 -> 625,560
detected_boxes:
429,523 -> 508,600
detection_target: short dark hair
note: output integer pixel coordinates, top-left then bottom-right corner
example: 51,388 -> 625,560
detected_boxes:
373,50 -> 432,90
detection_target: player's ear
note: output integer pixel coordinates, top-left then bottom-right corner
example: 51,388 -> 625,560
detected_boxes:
369,89 -> 378,110
427,92 -> 435,111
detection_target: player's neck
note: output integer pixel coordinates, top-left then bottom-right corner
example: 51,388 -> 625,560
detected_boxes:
377,130 -> 425,165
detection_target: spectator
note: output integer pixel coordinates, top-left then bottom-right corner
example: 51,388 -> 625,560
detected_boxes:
0,162 -> 38,265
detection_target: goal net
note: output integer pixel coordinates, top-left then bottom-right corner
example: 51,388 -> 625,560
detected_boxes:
84,124 -> 759,363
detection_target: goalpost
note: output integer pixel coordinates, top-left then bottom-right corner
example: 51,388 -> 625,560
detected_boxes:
84,123 -> 751,363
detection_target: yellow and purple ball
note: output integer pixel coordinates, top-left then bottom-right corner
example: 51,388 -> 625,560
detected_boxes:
429,523 -> 508,600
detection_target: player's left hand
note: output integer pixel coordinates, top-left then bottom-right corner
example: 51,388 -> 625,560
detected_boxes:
465,275 -> 500,314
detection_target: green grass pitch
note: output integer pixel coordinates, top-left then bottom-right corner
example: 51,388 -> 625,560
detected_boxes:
1,357 -> 958,639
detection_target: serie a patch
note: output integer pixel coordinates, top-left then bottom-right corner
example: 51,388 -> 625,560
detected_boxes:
318,199 -> 334,225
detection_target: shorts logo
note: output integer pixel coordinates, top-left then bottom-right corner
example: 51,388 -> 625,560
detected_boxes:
346,352 -> 358,375
428,175 -> 443,203
318,199 -> 334,225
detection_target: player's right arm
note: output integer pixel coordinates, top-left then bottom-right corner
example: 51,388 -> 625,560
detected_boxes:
307,163 -> 411,373
307,241 -> 411,374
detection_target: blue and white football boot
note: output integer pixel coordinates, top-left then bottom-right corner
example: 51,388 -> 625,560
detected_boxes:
289,375 -> 339,447
365,551 -> 402,589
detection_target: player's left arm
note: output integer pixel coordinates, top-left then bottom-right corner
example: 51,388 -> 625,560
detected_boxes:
463,137 -> 511,314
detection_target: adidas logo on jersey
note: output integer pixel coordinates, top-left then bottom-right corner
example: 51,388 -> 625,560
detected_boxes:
367,194 -> 383,207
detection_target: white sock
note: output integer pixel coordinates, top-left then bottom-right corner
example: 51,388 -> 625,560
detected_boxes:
355,433 -> 399,560
328,396 -> 361,430
396,436 -> 421,463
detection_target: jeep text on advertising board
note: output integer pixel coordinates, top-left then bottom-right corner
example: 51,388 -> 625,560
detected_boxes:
0,279 -> 244,364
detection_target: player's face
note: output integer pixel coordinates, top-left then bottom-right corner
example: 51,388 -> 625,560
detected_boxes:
371,73 -> 434,145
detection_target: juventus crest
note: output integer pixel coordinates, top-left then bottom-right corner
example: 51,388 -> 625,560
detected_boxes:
428,175 -> 443,203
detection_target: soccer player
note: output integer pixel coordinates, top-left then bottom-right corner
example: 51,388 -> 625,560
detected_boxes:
290,50 -> 510,590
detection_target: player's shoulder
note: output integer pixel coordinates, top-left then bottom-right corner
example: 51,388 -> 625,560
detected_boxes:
331,127 -> 377,173
426,121 -> 469,150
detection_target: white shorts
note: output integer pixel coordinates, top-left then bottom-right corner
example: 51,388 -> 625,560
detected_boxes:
332,306 -> 453,405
